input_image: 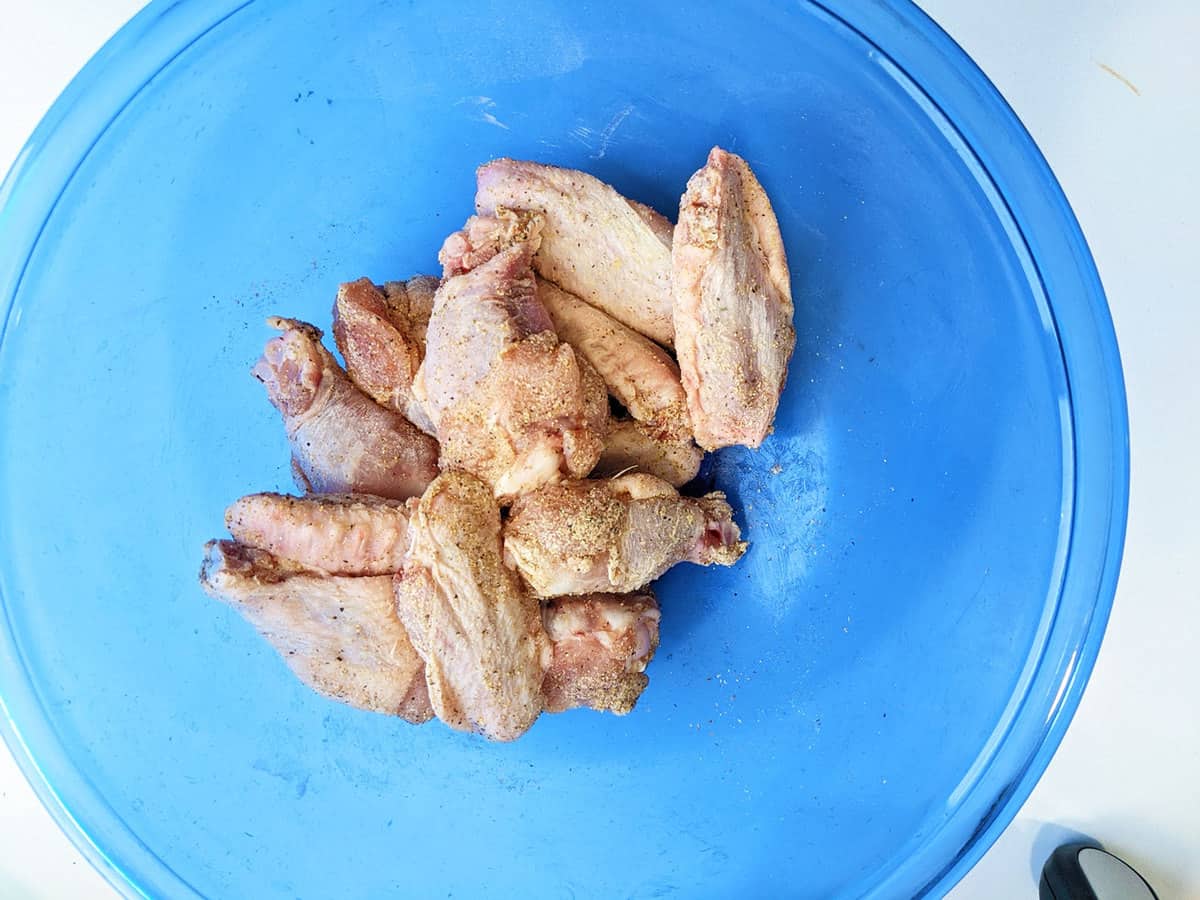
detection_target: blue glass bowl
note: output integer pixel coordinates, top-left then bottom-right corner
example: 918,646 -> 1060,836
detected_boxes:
0,1 -> 1127,897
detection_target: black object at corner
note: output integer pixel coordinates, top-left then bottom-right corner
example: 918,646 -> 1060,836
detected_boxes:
1040,842 -> 1159,900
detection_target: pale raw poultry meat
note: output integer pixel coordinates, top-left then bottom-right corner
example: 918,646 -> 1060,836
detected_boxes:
476,158 -> 676,345
415,239 -> 551,431
202,149 -> 784,742
200,539 -> 433,723
225,492 -> 412,576
394,471 -> 549,742
535,277 -> 690,440
438,207 -> 545,278
331,276 -> 438,435
628,198 -> 676,247
208,492 -> 661,726
416,237 -> 605,500
592,418 -> 703,487
542,591 -> 660,714
535,276 -> 700,485
253,317 -> 439,500
504,472 -> 746,597
381,276 -> 437,346
672,147 -> 795,449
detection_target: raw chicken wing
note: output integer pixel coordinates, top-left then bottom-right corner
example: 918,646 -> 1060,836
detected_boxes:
381,276 -> 437,345
536,277 -> 690,439
208,505 -> 660,722
200,540 -> 432,722
394,471 -> 548,741
226,492 -> 411,576
438,207 -> 545,278
504,472 -> 746,596
672,147 -> 795,449
476,158 -> 675,345
542,591 -> 661,714
627,199 -> 675,248
593,418 -> 703,487
417,240 -> 605,499
332,276 -> 438,434
253,317 -> 439,500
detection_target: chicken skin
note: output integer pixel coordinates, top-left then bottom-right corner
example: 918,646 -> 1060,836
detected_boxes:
592,418 -> 703,487
533,277 -> 698,484
253,317 -> 439,500
672,147 -> 795,450
394,471 -> 548,742
476,159 -> 675,345
416,239 -> 605,500
225,492 -> 412,576
504,473 -> 746,597
381,276 -> 437,346
206,499 -> 661,728
332,276 -> 438,435
627,199 -> 675,248
437,207 -> 546,279
535,277 -> 690,440
202,150 -> 784,742
542,591 -> 660,714
200,539 -> 433,723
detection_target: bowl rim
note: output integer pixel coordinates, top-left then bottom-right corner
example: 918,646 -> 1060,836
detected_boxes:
0,1 -> 1130,897
814,3 -> 1129,895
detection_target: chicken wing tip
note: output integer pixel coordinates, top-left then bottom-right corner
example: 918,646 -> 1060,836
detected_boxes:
264,315 -> 323,339
198,538 -> 234,593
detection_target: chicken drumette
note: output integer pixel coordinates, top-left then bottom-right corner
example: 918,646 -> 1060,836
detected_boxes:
505,472 -> 746,597
542,592 -> 660,715
253,317 -> 439,500
415,232 -> 605,500
206,488 -> 663,735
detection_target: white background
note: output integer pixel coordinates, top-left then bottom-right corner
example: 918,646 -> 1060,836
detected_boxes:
1,2 -> 1196,897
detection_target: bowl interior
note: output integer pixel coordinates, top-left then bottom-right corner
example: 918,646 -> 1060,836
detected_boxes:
0,1 -> 1077,897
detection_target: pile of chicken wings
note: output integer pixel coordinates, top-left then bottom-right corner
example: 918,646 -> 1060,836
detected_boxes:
200,148 -> 794,741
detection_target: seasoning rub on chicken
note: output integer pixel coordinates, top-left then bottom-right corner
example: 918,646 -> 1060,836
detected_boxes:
202,146 -> 794,741
672,147 -> 795,450
504,473 -> 746,597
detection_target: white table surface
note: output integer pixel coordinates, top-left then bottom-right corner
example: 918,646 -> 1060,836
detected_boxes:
1,2 -> 1196,898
